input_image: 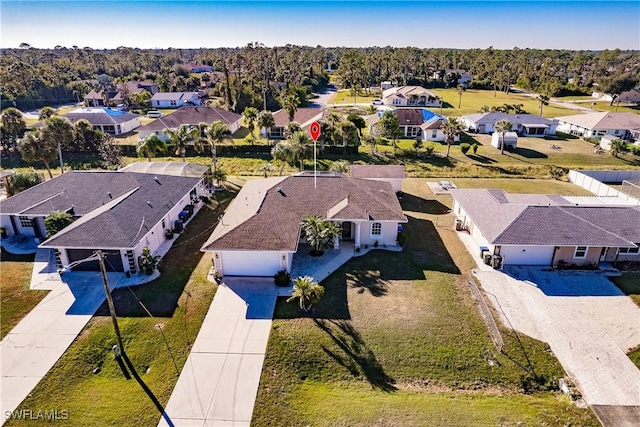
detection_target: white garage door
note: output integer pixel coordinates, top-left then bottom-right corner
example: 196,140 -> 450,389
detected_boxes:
501,246 -> 554,265
221,251 -> 282,276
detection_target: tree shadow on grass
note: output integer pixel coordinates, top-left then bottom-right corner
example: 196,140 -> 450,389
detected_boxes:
466,154 -> 498,164
510,147 -> 548,159
406,216 -> 461,275
314,318 -> 397,392
401,192 -> 450,215
96,192 -> 235,318
346,269 -> 388,297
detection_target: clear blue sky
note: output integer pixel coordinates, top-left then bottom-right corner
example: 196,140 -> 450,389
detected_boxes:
1,1 -> 638,50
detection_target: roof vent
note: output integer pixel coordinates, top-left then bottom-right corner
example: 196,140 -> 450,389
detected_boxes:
107,192 -> 112,198
147,201 -> 153,207
276,187 -> 286,197
154,176 -> 161,185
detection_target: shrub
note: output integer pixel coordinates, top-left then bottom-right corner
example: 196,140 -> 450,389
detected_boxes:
396,230 -> 407,247
412,139 -> 423,151
424,145 -> 435,156
460,143 -> 471,155
7,172 -> 41,196
138,247 -> 160,275
472,143 -> 479,154
273,269 -> 291,286
44,211 -> 74,238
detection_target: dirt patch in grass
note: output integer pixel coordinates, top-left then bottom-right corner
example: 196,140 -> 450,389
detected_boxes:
0,249 -> 47,339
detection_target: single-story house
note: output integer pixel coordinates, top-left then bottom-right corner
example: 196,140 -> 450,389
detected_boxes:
460,112 -> 558,136
137,106 -> 242,140
368,108 -> 457,142
350,165 -> 405,192
0,171 -> 206,273
183,63 -> 213,73
62,108 -> 141,135
432,69 -> 473,84
201,172 -> 407,277
85,81 -> 159,107
119,161 -> 211,179
592,89 -> 640,104
450,188 -> 640,267
382,86 -> 442,107
491,131 -> 518,150
262,108 -> 327,139
555,112 -> 640,141
151,92 -> 202,108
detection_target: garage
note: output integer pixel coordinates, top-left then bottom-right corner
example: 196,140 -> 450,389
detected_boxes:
220,251 -> 283,277
66,249 -> 124,272
499,245 -> 554,266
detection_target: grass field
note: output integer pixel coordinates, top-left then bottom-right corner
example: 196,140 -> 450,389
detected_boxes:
0,249 -> 47,340
610,273 -> 640,307
329,89 -> 382,104
5,190 -> 235,427
251,178 -> 598,426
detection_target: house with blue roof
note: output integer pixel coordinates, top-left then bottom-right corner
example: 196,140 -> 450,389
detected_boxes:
368,108 -> 457,142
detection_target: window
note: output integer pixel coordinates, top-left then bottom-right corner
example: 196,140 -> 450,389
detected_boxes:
573,246 -> 588,259
618,246 -> 640,255
170,100 -> 177,106
103,125 -> 115,134
432,130 -> 438,139
19,216 -> 32,228
371,222 -> 381,236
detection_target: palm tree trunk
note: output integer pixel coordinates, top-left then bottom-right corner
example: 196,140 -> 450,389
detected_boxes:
147,152 -> 152,162
446,142 -> 451,157
539,102 -> 543,116
279,161 -> 285,176
43,160 -> 53,178
500,132 -> 505,155
181,148 -> 186,162
211,144 -> 217,173
299,159 -> 304,172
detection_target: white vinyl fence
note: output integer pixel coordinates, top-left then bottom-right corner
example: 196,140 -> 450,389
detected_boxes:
568,170 -> 640,205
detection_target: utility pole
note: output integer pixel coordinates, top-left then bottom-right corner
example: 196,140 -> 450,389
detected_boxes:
96,250 -> 124,354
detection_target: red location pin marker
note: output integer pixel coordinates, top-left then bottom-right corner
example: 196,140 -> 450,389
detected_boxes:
309,121 -> 321,141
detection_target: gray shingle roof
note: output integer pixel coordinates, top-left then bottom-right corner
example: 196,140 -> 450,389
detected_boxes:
63,109 -> 141,125
1,171 -> 201,249
462,112 -> 556,126
138,106 -> 241,132
202,173 -> 407,252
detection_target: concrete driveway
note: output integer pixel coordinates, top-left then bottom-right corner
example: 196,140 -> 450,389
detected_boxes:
473,266 -> 640,422
159,278 -> 279,427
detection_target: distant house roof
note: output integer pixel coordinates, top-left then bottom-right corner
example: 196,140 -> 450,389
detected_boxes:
272,108 -> 326,127
350,165 -> 405,179
618,89 -> 640,103
151,92 -> 199,101
450,188 -> 640,247
368,108 -> 445,129
201,173 -> 407,252
382,86 -> 439,100
119,162 -> 210,178
85,81 -> 157,101
137,106 -> 241,132
555,112 -> 640,131
63,108 -> 141,125
462,112 -> 556,127
1,171 -> 201,249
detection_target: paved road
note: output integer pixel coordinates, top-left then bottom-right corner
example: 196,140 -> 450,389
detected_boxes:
308,85 -> 337,108
159,279 -> 280,427
510,87 -> 597,113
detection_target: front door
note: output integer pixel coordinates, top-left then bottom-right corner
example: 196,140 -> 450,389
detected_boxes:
341,222 -> 352,240
600,247 -> 607,262
478,124 -> 486,133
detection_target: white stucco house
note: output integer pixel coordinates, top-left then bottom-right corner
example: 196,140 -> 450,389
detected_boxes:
350,165 -> 405,192
201,172 -> 407,277
262,108 -> 327,139
137,106 -> 242,141
0,170 -> 206,273
555,112 -> 640,140
368,108 -> 456,142
450,188 -> 640,267
151,92 -> 202,108
382,86 -> 441,107
62,108 -> 142,135
460,112 -> 557,137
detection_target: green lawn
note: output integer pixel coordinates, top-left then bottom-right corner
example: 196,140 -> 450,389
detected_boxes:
610,273 -> 640,307
252,178 -> 598,426
5,190 -> 236,427
329,89 -> 382,105
0,249 -> 47,339
445,178 -> 593,195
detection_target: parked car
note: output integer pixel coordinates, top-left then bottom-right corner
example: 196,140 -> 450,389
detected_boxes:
147,110 -> 163,118
372,99 -> 383,105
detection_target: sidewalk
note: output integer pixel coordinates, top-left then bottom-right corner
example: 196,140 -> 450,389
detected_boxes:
159,279 -> 277,427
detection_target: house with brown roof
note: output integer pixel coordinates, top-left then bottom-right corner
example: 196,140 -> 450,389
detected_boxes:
450,188 -> 640,267
556,112 -> 640,141
137,106 -> 242,140
84,81 -> 159,107
350,165 -> 405,192
201,172 -> 407,277
368,108 -> 454,142
382,86 -> 441,107
262,108 -> 327,139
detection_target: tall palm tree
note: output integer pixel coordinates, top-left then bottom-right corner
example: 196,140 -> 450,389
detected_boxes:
537,94 -> 550,116
441,118 -> 463,157
281,93 -> 300,122
42,116 -> 74,174
271,141 -> 293,176
205,121 -> 233,172
457,84 -> 466,109
288,131 -> 313,172
137,134 -> 167,161
17,129 -> 56,178
164,124 -> 200,162
242,106 -> 259,138
257,110 -> 275,145
286,275 -> 325,313
337,120 -> 357,147
494,119 -> 513,155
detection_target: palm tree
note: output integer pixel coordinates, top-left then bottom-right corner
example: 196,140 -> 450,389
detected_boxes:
242,106 -> 259,138
164,124 -> 200,162
537,94 -> 550,116
288,131 -> 313,171
300,215 -> 342,256
457,84 -> 466,108
284,121 -> 302,139
286,275 -> 325,313
17,129 -> 57,178
337,121 -> 357,147
494,119 -> 513,155
38,106 -> 56,121
42,116 -> 74,174
137,134 -> 167,161
281,92 -> 300,122
205,121 -> 232,172
258,162 -> 275,177
441,118 -> 463,157
257,110 -> 275,145
271,141 -> 293,176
